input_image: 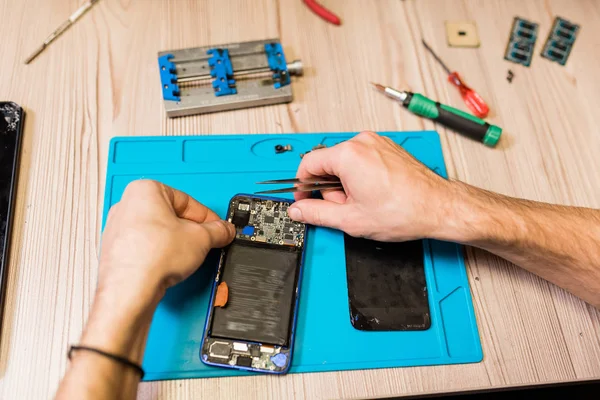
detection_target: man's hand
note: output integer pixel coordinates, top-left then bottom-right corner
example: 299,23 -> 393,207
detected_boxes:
288,131 -> 455,241
56,180 -> 234,400
288,131 -> 600,309
99,180 -> 235,304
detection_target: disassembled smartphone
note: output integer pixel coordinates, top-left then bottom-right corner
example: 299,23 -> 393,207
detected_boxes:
201,194 -> 307,374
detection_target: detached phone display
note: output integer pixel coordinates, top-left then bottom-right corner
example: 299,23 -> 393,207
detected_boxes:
201,194 -> 307,374
345,236 -> 431,331
0,102 -> 24,324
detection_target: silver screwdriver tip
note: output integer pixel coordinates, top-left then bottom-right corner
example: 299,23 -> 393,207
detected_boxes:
24,44 -> 46,64
370,82 -> 386,92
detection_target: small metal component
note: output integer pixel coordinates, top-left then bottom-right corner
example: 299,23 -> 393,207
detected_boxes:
274,144 -> 292,154
445,21 -> 480,48
507,70 -> 514,83
260,346 -> 275,354
157,39 -> 303,117
299,144 -> 327,158
371,82 -> 408,103
233,342 -> 249,352
24,0 -> 101,64
208,341 -> 231,359
286,60 -> 304,77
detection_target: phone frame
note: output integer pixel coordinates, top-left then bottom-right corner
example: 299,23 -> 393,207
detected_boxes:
200,193 -> 307,374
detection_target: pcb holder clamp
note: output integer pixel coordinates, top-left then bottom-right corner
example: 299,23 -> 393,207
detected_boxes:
158,38 -> 303,117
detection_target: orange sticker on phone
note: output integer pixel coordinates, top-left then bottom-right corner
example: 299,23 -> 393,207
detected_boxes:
214,282 -> 229,307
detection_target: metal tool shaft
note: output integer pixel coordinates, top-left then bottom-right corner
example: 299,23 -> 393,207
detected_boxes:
421,40 -> 452,75
24,0 -> 100,64
177,60 -> 303,83
371,83 -> 407,102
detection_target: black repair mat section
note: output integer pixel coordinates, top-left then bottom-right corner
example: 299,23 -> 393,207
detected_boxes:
344,235 -> 431,331
211,243 -> 299,346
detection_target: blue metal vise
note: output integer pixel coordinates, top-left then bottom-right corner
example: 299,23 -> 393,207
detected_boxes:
264,43 -> 290,89
158,54 -> 181,101
207,48 -> 237,96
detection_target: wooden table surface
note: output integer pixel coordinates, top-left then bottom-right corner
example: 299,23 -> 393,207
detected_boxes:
1,0 -> 599,398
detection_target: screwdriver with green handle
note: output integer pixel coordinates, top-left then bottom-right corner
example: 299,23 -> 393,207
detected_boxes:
371,83 -> 502,147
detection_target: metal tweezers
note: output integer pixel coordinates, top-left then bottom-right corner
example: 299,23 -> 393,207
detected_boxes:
256,177 -> 343,194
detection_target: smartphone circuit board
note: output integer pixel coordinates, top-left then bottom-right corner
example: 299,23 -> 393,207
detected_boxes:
202,195 -> 306,374
229,197 -> 305,247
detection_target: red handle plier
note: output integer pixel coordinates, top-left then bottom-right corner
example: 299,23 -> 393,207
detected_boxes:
303,0 -> 341,26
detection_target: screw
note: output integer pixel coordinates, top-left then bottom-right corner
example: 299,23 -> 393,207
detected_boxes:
507,70 -> 514,83
275,144 -> 292,154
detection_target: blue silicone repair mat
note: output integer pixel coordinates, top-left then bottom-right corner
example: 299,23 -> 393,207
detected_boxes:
101,131 -> 482,381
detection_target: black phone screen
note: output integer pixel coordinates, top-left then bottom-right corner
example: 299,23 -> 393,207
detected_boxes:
0,102 -> 24,321
344,235 -> 431,331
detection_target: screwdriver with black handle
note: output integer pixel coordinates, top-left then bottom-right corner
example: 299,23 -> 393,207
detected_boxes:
371,83 -> 502,147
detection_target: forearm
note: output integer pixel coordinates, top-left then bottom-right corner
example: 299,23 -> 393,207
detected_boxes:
56,279 -> 162,400
438,181 -> 600,308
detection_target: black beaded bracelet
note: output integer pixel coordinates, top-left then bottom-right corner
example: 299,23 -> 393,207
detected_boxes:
68,345 -> 145,380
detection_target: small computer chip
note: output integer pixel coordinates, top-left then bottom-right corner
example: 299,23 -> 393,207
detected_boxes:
236,356 -> 252,367
264,216 -> 275,223
232,210 -> 250,227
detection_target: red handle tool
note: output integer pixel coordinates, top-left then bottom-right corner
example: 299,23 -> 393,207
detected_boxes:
422,40 -> 489,119
303,0 -> 341,25
447,72 -> 489,118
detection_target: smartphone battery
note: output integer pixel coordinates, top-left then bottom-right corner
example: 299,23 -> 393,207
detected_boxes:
210,243 -> 299,346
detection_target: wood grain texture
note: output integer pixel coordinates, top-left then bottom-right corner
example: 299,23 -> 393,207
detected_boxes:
0,0 -> 599,398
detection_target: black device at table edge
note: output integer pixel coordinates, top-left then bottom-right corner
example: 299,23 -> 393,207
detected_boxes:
0,102 -> 24,334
